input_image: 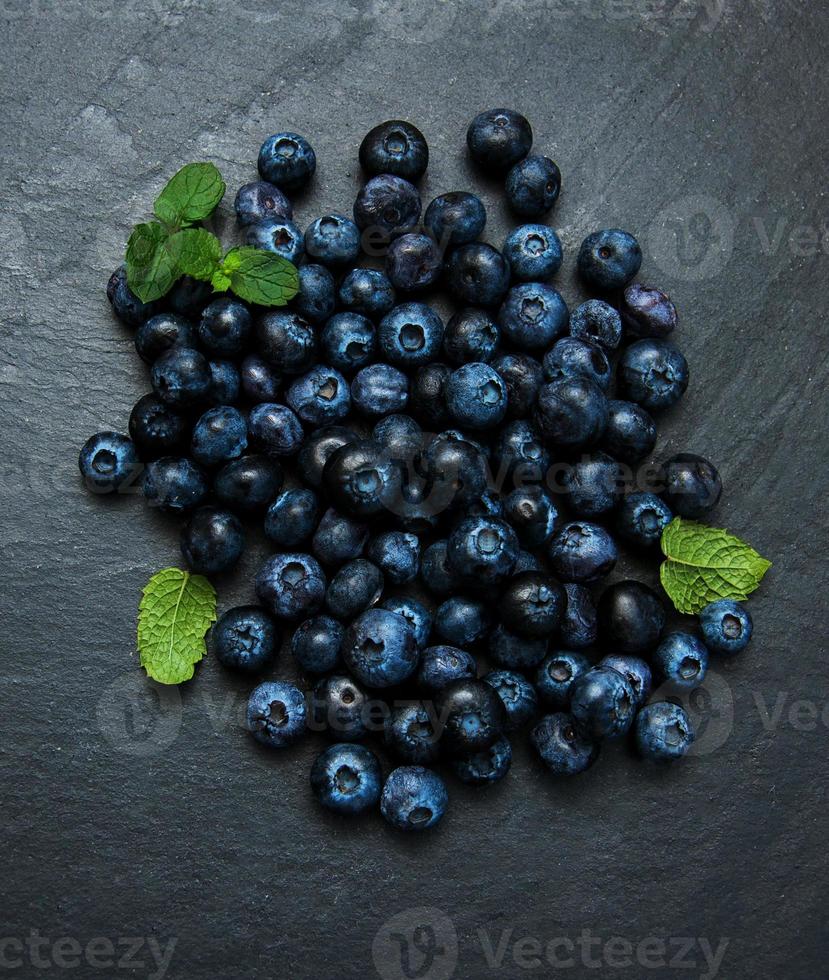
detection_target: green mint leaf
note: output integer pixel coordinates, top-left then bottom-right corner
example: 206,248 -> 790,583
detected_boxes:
125,222 -> 178,302
166,228 -> 222,281
153,162 -> 226,228
659,518 -> 771,614
137,568 -> 217,685
210,268 -> 232,292
219,246 -> 299,306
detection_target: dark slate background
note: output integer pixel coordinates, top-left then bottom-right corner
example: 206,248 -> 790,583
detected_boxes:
2,2 -> 827,978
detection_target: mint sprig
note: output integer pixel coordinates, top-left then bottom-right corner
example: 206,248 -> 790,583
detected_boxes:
153,162 -> 226,228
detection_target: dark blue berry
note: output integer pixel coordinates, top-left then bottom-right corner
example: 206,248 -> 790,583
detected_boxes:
129,394 -> 188,459
297,426 -> 359,490
498,282 -> 568,352
210,605 -> 278,673
135,313 -> 196,364
384,703 -> 440,764
350,363 -> 409,416
542,337 -> 611,391
495,420 -> 549,485
444,242 -> 510,307
79,432 -> 140,494
424,191 -> 486,246
151,346 -> 211,408
505,155 -> 561,217
500,572 -> 564,638
234,179 -> 292,226
385,233 -> 443,292
436,678 -> 506,755
418,645 -> 477,693
615,492 -> 672,548
246,218 -> 305,265
578,229 -> 642,290
381,596 -> 433,648
292,615 -> 343,674
597,580 -> 666,654
535,650 -> 591,709
286,366 -> 351,426
653,632 -> 709,691
502,485 -> 560,549
635,702 -> 694,763
311,507 -> 368,567
258,132 -> 316,192
560,583 -> 598,649
311,674 -> 369,741
569,299 -> 622,352
337,268 -> 396,317
443,308 -> 499,365
467,107 -> 532,173
447,516 -> 519,586
304,213 -> 360,266
699,599 -> 752,656
491,352 -> 544,421
341,608 -> 418,688
190,406 -> 247,468
488,624 -> 547,670
353,174 -> 421,236
368,531 -> 420,585
197,298 -> 252,357
380,766 -> 447,831
320,312 -> 376,376
531,712 -> 600,775
180,506 -> 245,575
483,671 -> 538,730
534,377 -> 608,450
618,339 -> 689,411
248,403 -> 304,456
548,521 -> 618,583
419,539 -> 460,597
410,363 -> 451,427
621,283 -> 677,339
167,276 -> 213,318
562,452 -> 624,518
240,355 -> 281,402
213,455 -> 283,513
325,559 -> 384,620
601,400 -> 657,463
599,654 -> 652,709
659,452 -> 722,518
323,439 -> 398,517
451,737 -> 512,785
292,263 -> 336,324
264,488 -> 319,547
143,457 -> 208,514
207,359 -> 241,406
445,362 -> 508,430
571,665 -> 636,739
434,597 -> 492,647
255,553 -> 327,620
246,681 -> 307,748
360,120 -> 429,181
107,265 -> 160,326
379,302 -> 444,367
310,743 -> 382,814
503,224 -> 563,280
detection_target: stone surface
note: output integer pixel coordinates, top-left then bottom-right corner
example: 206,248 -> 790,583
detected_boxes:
1,2 -> 827,978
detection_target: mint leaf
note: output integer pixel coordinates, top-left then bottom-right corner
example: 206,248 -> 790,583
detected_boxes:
167,228 -> 222,281
125,222 -> 178,302
659,518 -> 771,614
153,162 -> 226,228
137,568 -> 217,685
219,246 -> 299,306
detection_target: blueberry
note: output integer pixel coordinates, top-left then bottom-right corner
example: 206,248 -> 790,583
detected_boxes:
488,624 -> 547,670
434,597 -> 492,647
384,703 -> 440,764
615,492 -> 672,548
620,283 -> 677,339
258,131 -> 316,192
129,394 -> 189,459
424,191 -> 486,247
247,681 -> 307,748
325,559 -> 384,620
419,539 -> 461,597
514,550 -> 542,574
264,488 -> 319,547
381,766 -> 447,831
234,179 -> 293,226
135,313 -> 196,364
597,580 -> 666,654
618,339 -> 689,411
410,363 -> 451,428
601,400 -> 657,463
577,229 -> 642,291
491,353 -> 544,421
167,276 -> 214,318
246,218 -> 305,265
699,599 -> 753,656
571,665 -> 636,739
106,265 -> 160,326
143,457 -> 208,514
569,299 -> 622,352
286,366 -> 351,425
435,678 -> 506,755
635,702 -> 694,763
210,605 -> 278,673
495,420 -> 549,485
298,426 -> 358,490
310,743 -> 382,814
451,736 -> 512,785
467,107 -> 532,173
360,119 -> 429,181
372,414 -> 423,461
535,650 -> 592,709
151,346 -> 211,408
501,486 -> 560,549
247,403 -> 304,457
291,615 -> 343,674
381,596 -> 433,648
368,531 -> 420,585
503,224 -> 563,280
323,439 -> 397,517
442,308 -> 499,365
338,268 -> 396,318
659,452 -> 722,518
447,516 -> 519,586
560,583 -> 598,649
353,174 -> 421,237
542,337 -> 611,391
190,406 -> 247,468
311,507 -> 368,567
418,645 -> 477,693
444,242 -> 511,307
498,283 -> 568,352
240,355 -> 281,402
534,377 -> 608,450
311,674 -> 370,741
341,608 -> 418,688
379,302 -> 444,367
292,264 -> 336,324
255,553 -> 327,620
445,362 -> 508,430
531,712 -> 600,775
320,312 -> 376,375
207,359 -> 241,405
213,454 -> 283,513
653,632 -> 709,691
304,213 -> 361,266
505,155 -> 561,217
598,655 -> 652,709
385,233 -> 443,292
197,298 -> 252,357
418,433 -> 489,512
79,432 -> 140,494
500,572 -> 565,638
562,453 -> 624,518
351,363 -> 409,417
547,522 -> 618,583
180,506 -> 245,575
483,671 -> 538,730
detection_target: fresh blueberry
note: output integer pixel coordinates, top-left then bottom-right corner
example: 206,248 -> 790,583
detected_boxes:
495,420 -> 549,486
353,174 -> 421,237
320,312 -> 376,376
264,488 -> 319,547
311,507 -> 368,567
500,572 -> 565,638
488,624 -> 547,670
311,674 -> 370,741
569,299 -> 622,352
240,355 -> 281,402
615,492 -> 672,548
548,522 -> 618,583
338,268 -> 396,317
659,452 -> 722,518
451,737 -> 512,785
483,671 -> 538,730
246,218 -> 305,265
498,282 -> 568,352
381,596 -> 433,648
351,363 -> 409,416
385,233 -> 443,292
292,263 -> 336,324
621,283 -> 677,339
380,766 -> 447,831
531,712 -> 600,775
384,703 -> 440,764
372,414 -> 423,462
434,597 -> 492,647
341,607 -> 418,688
577,229 -> 642,291
79,432 -> 140,494
166,276 -> 213,318
248,403 -> 304,457
418,433 -> 489,512
445,362 -> 508,430
635,702 -> 695,763
255,553 -> 327,620
436,678 -> 506,754
505,155 -> 561,217
598,654 -> 652,709
129,394 -> 188,459
410,363 -> 451,428
535,650 -> 592,709
207,359 -> 241,405
325,559 -> 384,620
234,179 -> 292,226
542,337 -> 611,391
560,583 -> 598,649
501,486 -> 560,549
213,454 -> 283,513
197,298 -> 252,357
418,645 -> 477,692
142,457 -> 208,514
467,107 -> 532,173
310,743 -> 382,815
190,406 -> 247,468
246,681 -> 307,748
106,265 -> 159,326
304,213 -> 361,266
618,339 -> 689,411
180,506 -> 245,575
368,531 -> 420,585
653,632 -> 709,691
534,377 -> 608,449
292,615 -> 344,674
442,308 -> 499,365
379,302 -> 444,367
323,439 -> 398,518
151,346 -> 211,408
447,516 -> 519,586
210,605 -> 278,673
297,426 -> 358,490
503,224 -> 563,280
699,599 -> 753,656
570,665 -> 636,739
135,313 -> 196,364
601,400 -> 657,463
491,352 -> 544,421
420,539 -> 461,597
258,131 -> 316,192
359,119 -> 429,181
562,453 -> 624,518
424,191 -> 486,247
286,366 -> 351,426
444,242 -> 511,307
597,580 -> 666,653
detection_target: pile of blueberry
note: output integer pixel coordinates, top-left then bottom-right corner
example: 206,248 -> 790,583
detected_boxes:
81,109 -> 754,831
